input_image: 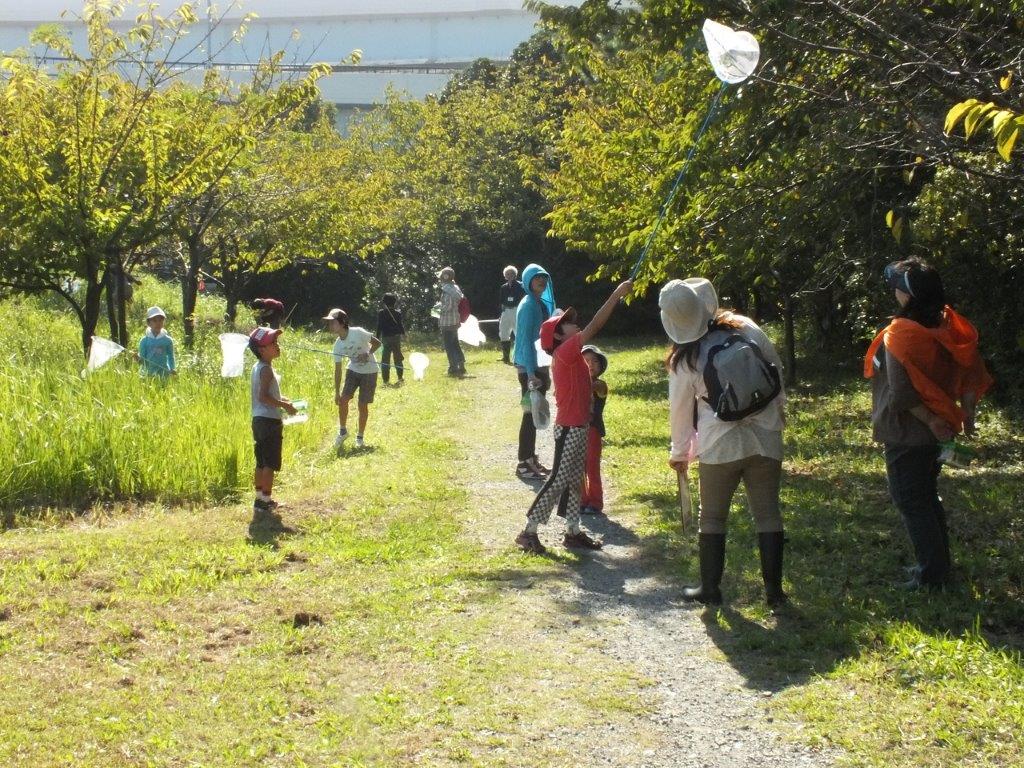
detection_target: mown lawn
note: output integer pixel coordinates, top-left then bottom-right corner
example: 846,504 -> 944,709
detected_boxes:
0,291 -> 645,766
599,339 -> 1024,768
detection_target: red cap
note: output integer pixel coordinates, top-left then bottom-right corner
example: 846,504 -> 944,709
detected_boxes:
539,308 -> 576,353
248,326 -> 283,347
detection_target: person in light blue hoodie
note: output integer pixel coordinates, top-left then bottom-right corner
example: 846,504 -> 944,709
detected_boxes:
512,263 -> 556,479
138,306 -> 177,377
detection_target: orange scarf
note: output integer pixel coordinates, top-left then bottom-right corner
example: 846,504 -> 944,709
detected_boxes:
864,306 -> 993,433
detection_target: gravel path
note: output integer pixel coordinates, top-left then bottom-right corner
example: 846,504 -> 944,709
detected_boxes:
456,365 -> 838,768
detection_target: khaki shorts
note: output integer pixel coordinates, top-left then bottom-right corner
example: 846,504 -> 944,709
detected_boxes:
341,369 -> 378,404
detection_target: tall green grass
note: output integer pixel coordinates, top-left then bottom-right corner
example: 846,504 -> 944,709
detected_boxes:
0,346 -> 645,767
0,282 -> 334,511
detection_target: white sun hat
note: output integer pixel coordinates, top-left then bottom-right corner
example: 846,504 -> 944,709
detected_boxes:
659,279 -> 716,344
681,277 -> 719,316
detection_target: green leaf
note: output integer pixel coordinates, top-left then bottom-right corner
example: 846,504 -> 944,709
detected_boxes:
992,110 -> 1016,136
886,211 -> 904,244
963,102 -> 997,139
944,99 -> 980,134
891,217 -> 904,244
996,125 -> 1020,162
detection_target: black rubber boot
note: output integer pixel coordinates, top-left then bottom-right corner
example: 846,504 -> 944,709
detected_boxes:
758,531 -> 788,608
682,533 -> 725,605
501,341 -> 512,364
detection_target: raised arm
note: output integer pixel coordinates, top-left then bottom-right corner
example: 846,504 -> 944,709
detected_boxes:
580,281 -> 633,346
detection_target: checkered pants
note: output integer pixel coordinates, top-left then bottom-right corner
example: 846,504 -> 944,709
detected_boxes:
527,425 -> 588,527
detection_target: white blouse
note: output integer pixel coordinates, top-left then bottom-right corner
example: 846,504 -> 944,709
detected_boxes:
668,314 -> 786,465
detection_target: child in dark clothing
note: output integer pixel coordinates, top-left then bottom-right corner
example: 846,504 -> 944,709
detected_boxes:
580,345 -> 609,515
376,293 -> 406,385
514,280 -> 632,554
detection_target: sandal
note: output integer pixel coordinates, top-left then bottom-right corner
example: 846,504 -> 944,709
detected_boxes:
563,530 -> 603,550
516,462 -> 543,480
515,531 -> 547,554
529,457 -> 550,475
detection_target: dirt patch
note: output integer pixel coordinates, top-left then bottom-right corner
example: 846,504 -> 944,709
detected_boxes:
291,611 -> 324,629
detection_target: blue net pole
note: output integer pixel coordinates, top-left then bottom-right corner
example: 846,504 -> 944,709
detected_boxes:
629,80 -> 729,281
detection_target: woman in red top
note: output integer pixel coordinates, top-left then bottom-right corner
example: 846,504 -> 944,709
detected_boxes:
865,259 -> 992,589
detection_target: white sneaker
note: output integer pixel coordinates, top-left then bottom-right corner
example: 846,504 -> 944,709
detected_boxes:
355,435 -> 365,449
334,432 -> 348,449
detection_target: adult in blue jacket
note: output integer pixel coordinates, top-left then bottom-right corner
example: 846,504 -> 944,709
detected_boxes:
512,263 -> 556,479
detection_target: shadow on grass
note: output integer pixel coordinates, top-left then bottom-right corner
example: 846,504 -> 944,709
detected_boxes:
245,507 -> 295,548
571,358 -> 1024,693
626,465 -> 1021,690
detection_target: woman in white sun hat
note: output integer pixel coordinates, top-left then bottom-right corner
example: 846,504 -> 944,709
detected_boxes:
661,278 -> 788,608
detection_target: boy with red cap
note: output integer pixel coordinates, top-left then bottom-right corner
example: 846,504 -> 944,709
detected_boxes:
514,280 -> 633,554
249,326 -> 298,525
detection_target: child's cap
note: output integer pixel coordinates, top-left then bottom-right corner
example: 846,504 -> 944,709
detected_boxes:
581,344 -> 608,376
146,306 -> 166,321
248,326 -> 283,347
322,308 -> 348,324
539,307 -> 576,354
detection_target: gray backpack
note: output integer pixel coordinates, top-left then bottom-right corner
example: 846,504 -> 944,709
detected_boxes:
702,333 -> 782,421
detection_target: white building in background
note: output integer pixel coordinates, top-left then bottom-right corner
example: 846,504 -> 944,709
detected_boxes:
0,1 -> 580,122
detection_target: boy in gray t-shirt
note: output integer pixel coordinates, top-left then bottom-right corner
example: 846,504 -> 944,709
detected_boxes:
249,327 -> 297,523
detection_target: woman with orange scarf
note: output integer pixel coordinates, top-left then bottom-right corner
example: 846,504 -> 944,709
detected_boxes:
864,259 -> 992,590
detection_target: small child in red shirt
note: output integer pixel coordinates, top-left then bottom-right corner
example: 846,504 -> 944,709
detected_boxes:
514,280 -> 632,554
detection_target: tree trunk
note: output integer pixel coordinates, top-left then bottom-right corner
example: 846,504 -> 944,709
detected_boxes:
783,291 -> 797,385
116,292 -> 129,348
82,273 -> 105,356
103,263 -> 131,348
182,237 -> 204,348
729,285 -> 748,316
225,295 -> 239,329
752,289 -> 767,324
105,267 -> 118,342
182,268 -> 199,348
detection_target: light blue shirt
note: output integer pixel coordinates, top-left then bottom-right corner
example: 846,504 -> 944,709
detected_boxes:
138,330 -> 175,376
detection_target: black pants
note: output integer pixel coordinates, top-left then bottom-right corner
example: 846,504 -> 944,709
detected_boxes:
885,444 -> 951,585
380,334 -> 404,383
516,366 -> 550,462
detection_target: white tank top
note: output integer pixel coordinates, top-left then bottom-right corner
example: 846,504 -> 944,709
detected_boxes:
250,360 -> 282,419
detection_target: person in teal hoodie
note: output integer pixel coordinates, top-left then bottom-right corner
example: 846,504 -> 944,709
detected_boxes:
512,263 -> 556,479
138,306 -> 177,377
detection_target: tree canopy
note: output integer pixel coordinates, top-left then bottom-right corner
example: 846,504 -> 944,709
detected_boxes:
1,0 -> 1022,392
